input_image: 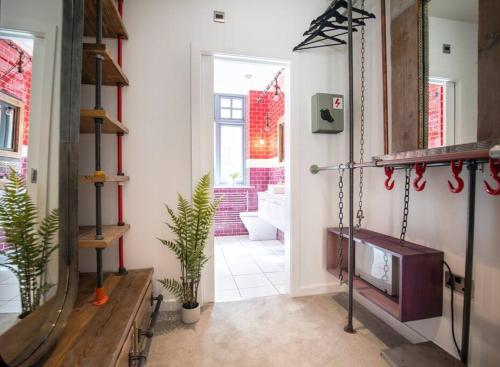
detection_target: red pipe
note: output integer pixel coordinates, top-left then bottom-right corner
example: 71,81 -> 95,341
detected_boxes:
117,0 -> 125,273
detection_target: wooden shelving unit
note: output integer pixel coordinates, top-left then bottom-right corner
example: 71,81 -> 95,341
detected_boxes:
79,0 -> 131,304
79,224 -> 130,249
79,174 -> 129,183
81,43 -> 129,85
80,109 -> 129,134
84,0 -> 128,39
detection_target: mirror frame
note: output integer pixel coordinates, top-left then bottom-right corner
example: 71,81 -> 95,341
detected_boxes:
0,0 -> 83,365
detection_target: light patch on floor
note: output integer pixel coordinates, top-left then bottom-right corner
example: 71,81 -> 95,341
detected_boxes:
215,235 -> 286,302
149,293 -> 408,367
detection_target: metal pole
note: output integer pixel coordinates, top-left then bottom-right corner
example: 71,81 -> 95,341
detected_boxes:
96,248 -> 104,288
345,0 -> 355,334
461,161 -> 477,364
117,0 -> 126,275
94,0 -> 104,240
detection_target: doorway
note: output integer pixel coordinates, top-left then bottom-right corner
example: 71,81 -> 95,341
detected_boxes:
211,56 -> 289,302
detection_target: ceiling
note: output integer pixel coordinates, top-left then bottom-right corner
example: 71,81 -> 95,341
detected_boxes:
429,0 -> 478,24
214,57 -> 285,95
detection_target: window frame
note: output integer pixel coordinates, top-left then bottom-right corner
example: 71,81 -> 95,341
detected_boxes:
214,94 -> 247,186
0,91 -> 24,159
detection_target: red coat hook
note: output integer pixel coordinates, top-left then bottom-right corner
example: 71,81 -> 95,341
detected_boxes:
484,159 -> 500,196
384,166 -> 395,190
448,160 -> 464,194
413,163 -> 427,191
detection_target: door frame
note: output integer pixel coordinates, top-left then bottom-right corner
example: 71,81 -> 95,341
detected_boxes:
190,46 -> 294,304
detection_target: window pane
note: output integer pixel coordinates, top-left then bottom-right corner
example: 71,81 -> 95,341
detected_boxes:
220,108 -> 231,119
232,99 -> 243,109
220,124 -> 244,183
232,109 -> 243,119
0,105 -> 15,150
220,98 -> 231,108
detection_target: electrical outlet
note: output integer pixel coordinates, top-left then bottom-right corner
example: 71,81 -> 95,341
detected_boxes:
445,271 -> 468,295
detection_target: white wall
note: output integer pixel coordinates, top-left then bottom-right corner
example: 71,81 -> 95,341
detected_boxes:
79,0 -> 346,298
428,16 -> 478,144
357,1 -> 500,366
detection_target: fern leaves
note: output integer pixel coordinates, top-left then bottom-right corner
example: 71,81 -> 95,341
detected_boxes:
0,169 -> 59,316
158,173 -> 220,307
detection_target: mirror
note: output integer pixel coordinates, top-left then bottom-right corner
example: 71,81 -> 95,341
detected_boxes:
0,0 -> 82,365
427,0 -> 478,148
390,0 -> 500,153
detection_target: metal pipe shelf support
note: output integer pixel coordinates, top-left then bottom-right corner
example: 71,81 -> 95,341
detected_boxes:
345,0 -> 355,334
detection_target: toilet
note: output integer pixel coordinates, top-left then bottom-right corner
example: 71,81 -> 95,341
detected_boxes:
239,211 -> 276,241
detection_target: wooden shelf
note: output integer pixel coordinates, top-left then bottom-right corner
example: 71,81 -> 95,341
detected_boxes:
373,139 -> 499,166
80,174 -> 129,184
84,0 -> 129,39
82,44 -> 129,86
79,224 -> 130,249
80,109 -> 129,134
328,268 -> 400,319
327,228 -> 443,322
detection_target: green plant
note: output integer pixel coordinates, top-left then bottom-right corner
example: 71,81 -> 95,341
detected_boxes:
158,173 -> 221,308
0,169 -> 59,317
228,171 -> 240,183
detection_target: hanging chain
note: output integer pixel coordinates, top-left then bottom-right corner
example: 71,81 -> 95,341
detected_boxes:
337,168 -> 345,284
356,0 -> 366,229
400,167 -> 411,244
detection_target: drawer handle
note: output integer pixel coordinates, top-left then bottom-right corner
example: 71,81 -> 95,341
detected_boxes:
129,294 -> 163,367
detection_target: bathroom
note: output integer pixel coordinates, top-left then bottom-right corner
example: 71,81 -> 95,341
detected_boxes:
212,56 -> 288,302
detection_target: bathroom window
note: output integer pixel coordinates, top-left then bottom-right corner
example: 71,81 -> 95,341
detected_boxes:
214,94 -> 246,186
0,95 -> 21,157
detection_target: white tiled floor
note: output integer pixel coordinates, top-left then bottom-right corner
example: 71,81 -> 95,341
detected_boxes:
0,257 -> 21,315
215,235 -> 287,302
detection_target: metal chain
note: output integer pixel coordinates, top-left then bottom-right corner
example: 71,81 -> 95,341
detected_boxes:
337,168 -> 345,284
400,167 -> 411,244
356,0 -> 366,229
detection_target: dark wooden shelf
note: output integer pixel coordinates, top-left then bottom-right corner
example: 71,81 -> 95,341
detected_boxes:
80,109 -> 129,134
327,228 -> 443,322
82,44 -> 129,86
373,139 -> 499,166
80,174 -> 129,184
84,0 -> 128,39
44,269 -> 152,366
79,224 -> 130,248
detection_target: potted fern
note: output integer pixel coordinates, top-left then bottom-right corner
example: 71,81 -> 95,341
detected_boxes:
0,170 -> 59,318
158,173 -> 220,324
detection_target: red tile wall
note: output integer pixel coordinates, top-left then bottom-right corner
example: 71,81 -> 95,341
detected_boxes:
428,83 -> 444,148
247,86 -> 284,160
0,40 -> 32,251
0,39 -> 32,147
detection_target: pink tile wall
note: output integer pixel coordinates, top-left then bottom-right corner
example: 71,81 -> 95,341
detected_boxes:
214,166 -> 285,237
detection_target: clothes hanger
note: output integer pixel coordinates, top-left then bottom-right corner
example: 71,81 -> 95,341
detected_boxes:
293,29 -> 346,51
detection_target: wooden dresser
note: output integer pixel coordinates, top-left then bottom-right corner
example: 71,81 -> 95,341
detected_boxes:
44,269 -> 161,366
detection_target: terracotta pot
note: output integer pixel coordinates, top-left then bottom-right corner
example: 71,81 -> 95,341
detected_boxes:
181,303 -> 200,324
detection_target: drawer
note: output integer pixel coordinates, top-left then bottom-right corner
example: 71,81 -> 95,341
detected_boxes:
115,282 -> 153,367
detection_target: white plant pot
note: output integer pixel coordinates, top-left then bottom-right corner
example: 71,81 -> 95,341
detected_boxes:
181,303 -> 200,324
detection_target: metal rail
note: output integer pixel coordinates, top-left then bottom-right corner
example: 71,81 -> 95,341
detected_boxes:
461,162 -> 477,364
345,0 -> 355,334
